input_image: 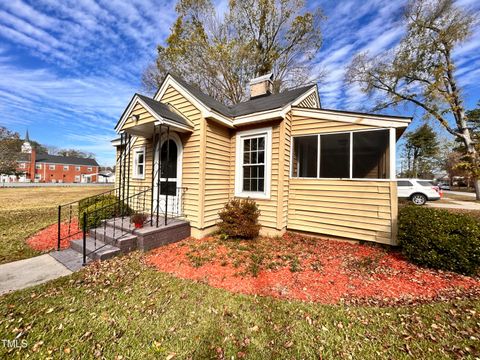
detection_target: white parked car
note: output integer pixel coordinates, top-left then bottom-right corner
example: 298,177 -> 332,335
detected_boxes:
397,179 -> 441,205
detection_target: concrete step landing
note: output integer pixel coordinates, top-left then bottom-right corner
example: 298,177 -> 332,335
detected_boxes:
70,237 -> 121,261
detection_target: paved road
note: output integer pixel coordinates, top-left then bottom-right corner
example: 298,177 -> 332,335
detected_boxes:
1,182 -> 112,188
443,190 -> 476,198
0,254 -> 72,295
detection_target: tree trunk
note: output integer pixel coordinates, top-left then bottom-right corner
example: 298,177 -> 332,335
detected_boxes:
475,179 -> 480,201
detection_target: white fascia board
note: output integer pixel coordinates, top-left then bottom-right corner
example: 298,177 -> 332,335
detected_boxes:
153,120 -> 193,133
232,107 -> 290,126
111,139 -> 121,147
116,95 -> 194,134
115,94 -> 141,132
291,108 -> 411,128
115,95 -> 162,133
153,74 -> 234,128
291,86 -> 319,107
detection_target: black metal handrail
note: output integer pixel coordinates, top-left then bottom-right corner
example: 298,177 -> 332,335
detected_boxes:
56,133 -> 134,249
78,185 -> 187,265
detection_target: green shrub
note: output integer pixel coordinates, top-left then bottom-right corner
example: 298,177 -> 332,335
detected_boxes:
218,198 -> 261,239
78,194 -> 117,217
79,195 -> 132,230
398,206 -> 480,275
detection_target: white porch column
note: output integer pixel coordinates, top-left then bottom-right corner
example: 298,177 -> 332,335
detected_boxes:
389,128 -> 396,179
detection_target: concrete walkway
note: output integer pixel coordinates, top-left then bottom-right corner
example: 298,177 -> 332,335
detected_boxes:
0,254 -> 72,295
443,190 -> 476,198
427,200 -> 480,210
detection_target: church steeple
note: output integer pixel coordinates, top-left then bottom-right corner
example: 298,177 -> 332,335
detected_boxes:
21,129 -> 32,154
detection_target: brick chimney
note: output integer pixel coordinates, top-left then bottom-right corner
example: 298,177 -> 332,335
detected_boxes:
29,147 -> 36,182
250,73 -> 273,99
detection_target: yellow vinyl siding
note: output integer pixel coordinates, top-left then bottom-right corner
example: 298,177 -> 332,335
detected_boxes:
203,120 -> 231,227
291,115 -> 375,136
115,137 -> 154,213
231,121 -> 281,230
122,103 -> 156,129
160,85 -> 202,228
287,179 -> 396,244
288,111 -> 397,244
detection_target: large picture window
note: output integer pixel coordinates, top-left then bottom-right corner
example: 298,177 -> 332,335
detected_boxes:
235,127 -> 272,199
292,129 -> 391,180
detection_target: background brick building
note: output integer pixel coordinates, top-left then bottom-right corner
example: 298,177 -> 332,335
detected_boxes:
16,134 -> 100,183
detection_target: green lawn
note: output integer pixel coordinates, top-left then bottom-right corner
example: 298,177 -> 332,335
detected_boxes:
1,253 -> 479,359
0,186 -> 112,264
1,187 -> 479,358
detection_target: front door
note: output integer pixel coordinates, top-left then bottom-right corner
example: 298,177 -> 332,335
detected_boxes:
153,137 -> 182,217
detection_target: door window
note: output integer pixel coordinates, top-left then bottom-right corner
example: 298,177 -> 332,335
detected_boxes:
160,140 -> 177,196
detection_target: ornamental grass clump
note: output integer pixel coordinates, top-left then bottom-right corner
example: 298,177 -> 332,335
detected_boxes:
218,198 -> 261,239
399,206 -> 480,276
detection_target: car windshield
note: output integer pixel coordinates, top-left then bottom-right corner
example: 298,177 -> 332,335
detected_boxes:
418,181 -> 434,187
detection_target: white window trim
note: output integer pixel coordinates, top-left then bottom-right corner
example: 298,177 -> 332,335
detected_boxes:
35,164 -> 42,169
75,166 -> 81,171
290,128 -> 394,181
133,146 -> 146,180
63,165 -> 69,170
87,167 -> 93,171
235,127 -> 272,199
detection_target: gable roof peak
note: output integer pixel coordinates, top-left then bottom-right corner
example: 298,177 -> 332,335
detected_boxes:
156,73 -> 318,118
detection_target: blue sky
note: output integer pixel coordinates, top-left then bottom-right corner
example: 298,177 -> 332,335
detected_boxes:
0,0 -> 479,166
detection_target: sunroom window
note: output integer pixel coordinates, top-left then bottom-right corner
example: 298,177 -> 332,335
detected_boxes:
292,136 -> 318,177
320,133 -> 350,178
292,129 -> 390,180
352,130 -> 389,179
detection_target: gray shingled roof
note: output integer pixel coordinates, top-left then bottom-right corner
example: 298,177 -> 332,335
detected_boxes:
230,85 -> 316,116
35,154 -> 99,166
136,94 -> 193,129
168,74 -> 316,117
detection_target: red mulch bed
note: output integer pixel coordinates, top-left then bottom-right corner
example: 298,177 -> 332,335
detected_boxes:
26,219 -> 80,251
145,232 -> 480,305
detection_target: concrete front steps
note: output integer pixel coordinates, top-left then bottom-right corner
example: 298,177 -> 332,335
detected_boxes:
64,216 -> 190,263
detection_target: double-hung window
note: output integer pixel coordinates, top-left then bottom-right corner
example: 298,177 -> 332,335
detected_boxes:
133,147 -> 145,179
235,127 -> 272,199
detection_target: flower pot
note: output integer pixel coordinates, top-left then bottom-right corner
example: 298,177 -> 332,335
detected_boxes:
134,222 -> 143,229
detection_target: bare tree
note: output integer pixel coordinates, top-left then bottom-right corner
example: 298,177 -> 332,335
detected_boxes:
346,0 -> 480,197
143,0 -> 323,104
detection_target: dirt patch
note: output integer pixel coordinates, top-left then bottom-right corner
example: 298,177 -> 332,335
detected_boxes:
145,233 -> 480,305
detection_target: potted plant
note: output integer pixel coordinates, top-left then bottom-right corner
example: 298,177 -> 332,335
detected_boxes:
131,213 -> 147,229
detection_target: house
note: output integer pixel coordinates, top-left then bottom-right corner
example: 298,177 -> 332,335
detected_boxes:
15,133 -> 100,183
113,73 -> 411,245
95,170 -> 116,183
